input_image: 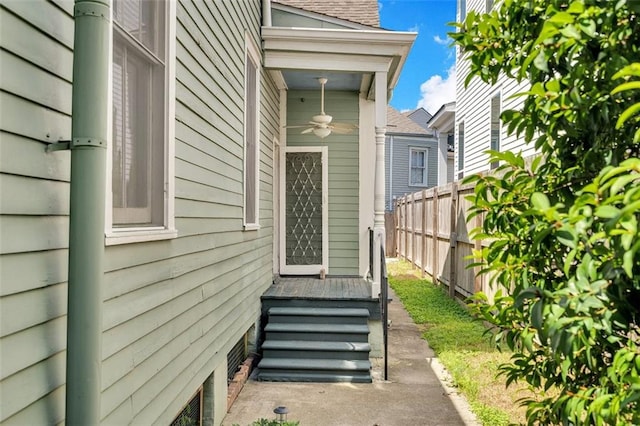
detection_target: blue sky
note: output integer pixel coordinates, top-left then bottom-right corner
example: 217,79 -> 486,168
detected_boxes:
379,0 -> 457,114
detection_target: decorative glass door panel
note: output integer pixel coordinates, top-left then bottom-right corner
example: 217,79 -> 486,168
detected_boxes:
280,147 -> 328,275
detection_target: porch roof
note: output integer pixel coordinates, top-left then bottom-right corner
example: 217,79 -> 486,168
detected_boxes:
262,26 -> 416,98
427,102 -> 456,133
272,0 -> 381,28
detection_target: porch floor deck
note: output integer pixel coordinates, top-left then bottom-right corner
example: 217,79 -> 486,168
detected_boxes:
264,276 -> 373,300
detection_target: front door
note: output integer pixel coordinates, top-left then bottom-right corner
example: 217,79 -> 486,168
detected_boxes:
280,146 -> 328,275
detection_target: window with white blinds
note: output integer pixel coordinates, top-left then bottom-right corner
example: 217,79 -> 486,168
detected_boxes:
409,147 -> 428,186
112,0 -> 164,226
107,0 -> 176,244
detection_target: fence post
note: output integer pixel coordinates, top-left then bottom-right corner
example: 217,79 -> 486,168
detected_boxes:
474,210 -> 484,293
411,192 -> 416,268
398,197 -> 407,258
421,189 -> 427,277
449,183 -> 458,298
404,194 -> 409,262
394,199 -> 399,258
432,187 -> 439,285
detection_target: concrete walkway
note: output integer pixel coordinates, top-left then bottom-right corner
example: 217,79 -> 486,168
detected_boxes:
222,288 -> 479,426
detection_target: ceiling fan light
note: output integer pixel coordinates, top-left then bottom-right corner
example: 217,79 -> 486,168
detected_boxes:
312,114 -> 332,124
312,127 -> 331,139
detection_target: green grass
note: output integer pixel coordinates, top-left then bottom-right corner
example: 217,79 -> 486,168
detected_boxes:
387,260 -> 526,426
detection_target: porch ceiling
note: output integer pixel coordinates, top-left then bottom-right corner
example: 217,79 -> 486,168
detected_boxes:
282,70 -> 362,91
262,26 -> 416,97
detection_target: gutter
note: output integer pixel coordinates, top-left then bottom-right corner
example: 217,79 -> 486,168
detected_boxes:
262,0 -> 271,27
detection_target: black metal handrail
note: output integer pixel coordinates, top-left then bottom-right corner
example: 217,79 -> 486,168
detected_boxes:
368,228 -> 374,281
380,243 -> 389,381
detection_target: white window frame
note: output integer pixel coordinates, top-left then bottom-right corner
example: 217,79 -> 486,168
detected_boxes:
279,146 -> 329,275
458,0 -> 466,23
486,0 -> 494,12
105,0 -> 177,245
457,120 -> 465,180
408,147 -> 429,187
243,34 -> 261,231
490,90 -> 501,170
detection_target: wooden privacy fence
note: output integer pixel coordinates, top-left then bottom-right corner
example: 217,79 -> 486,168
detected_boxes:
392,182 -> 493,301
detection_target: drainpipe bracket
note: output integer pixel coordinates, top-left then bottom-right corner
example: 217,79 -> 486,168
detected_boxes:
75,1 -> 110,20
72,137 -> 107,149
45,138 -> 106,152
46,141 -> 71,152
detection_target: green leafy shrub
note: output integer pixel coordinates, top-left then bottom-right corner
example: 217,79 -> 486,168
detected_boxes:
450,0 -> 640,424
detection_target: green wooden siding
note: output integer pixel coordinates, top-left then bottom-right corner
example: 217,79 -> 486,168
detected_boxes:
286,90 -> 360,275
1,0 -> 279,424
0,1 -> 73,424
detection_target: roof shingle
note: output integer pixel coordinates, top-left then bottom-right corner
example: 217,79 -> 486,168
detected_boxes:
387,106 -> 431,135
273,0 -> 380,27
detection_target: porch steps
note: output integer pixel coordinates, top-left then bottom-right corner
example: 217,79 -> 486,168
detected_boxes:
262,340 -> 371,360
257,307 -> 372,383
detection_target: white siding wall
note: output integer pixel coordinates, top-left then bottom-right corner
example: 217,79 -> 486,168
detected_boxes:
454,0 -> 534,178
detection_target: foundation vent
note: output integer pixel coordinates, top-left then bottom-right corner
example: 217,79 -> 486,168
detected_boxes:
170,387 -> 202,426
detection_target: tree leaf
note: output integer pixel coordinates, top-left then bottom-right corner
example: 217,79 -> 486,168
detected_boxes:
533,50 -> 549,73
531,192 -> 550,210
623,250 -> 634,278
611,81 -> 640,95
557,228 -> 577,249
594,205 -> 620,219
616,102 -> 640,128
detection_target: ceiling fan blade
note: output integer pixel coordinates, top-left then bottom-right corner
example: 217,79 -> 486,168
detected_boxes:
285,125 -> 313,129
329,127 -> 354,134
301,128 -> 315,134
331,122 -> 358,130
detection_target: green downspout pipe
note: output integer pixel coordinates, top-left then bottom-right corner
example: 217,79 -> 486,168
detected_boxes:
65,0 -> 110,424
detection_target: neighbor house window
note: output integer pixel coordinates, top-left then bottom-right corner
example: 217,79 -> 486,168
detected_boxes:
490,92 -> 501,170
409,147 -> 428,186
458,0 -> 466,23
457,0 -> 467,58
244,35 -> 261,229
457,121 -> 464,180
107,0 -> 176,244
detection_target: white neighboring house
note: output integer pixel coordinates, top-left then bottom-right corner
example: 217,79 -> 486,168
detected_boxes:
455,0 -> 534,179
427,102 -> 456,183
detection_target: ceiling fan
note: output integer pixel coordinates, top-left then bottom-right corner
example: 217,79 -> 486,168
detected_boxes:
286,77 -> 358,139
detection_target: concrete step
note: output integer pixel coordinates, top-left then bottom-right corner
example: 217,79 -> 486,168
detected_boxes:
264,323 -> 369,342
268,307 -> 370,325
262,340 -> 371,360
257,358 -> 372,383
